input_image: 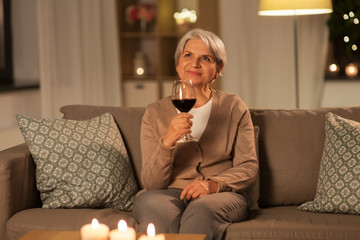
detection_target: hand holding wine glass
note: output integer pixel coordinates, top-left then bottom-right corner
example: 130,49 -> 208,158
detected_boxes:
171,79 -> 196,142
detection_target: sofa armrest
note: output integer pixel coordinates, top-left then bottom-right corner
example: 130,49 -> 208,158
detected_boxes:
0,143 -> 41,239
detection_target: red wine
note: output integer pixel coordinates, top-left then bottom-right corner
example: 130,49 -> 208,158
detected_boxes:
172,99 -> 196,112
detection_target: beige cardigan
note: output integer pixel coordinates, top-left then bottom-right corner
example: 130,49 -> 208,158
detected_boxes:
140,90 -> 259,194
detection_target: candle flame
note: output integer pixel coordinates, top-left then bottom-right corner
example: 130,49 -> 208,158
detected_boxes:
118,220 -> 128,232
147,223 -> 155,237
91,218 -> 99,229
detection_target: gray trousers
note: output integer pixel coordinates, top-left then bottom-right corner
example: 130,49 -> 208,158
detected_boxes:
132,188 -> 248,240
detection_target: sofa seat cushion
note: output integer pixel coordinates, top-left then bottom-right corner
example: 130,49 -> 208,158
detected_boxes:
225,206 -> 360,240
6,208 -> 138,240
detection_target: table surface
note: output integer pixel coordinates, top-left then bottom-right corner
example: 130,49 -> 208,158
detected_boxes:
19,230 -> 207,240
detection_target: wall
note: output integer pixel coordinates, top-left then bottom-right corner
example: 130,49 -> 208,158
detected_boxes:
1,0 -> 359,151
0,90 -> 41,150
321,80 -> 360,108
219,0 -> 359,110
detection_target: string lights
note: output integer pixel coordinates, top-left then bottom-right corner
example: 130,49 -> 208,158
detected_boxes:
342,11 -> 358,53
327,1 -> 360,78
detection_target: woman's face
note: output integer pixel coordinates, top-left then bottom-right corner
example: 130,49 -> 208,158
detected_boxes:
176,38 -> 221,88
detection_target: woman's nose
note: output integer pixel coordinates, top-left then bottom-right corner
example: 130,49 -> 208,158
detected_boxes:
191,57 -> 200,67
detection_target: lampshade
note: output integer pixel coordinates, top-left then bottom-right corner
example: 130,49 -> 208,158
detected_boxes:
258,0 -> 333,16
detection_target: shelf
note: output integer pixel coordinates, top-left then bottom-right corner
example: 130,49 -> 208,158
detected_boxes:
325,78 -> 360,81
158,32 -> 182,38
325,75 -> 360,81
118,0 -> 219,106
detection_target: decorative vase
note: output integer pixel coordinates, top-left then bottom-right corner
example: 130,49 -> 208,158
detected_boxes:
140,19 -> 147,32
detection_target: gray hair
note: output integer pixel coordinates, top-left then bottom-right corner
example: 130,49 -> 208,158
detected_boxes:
174,28 -> 227,71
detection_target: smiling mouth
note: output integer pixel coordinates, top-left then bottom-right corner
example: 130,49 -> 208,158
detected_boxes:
187,70 -> 201,76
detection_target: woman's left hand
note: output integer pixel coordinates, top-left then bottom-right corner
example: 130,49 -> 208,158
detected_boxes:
180,180 -> 218,200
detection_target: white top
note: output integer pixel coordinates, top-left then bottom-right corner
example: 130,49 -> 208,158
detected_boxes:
189,98 -> 213,140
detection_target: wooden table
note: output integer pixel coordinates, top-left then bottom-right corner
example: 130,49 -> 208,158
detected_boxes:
19,230 -> 207,240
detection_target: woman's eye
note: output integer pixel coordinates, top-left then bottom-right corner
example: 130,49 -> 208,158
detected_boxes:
202,57 -> 210,62
202,56 -> 213,62
184,53 -> 191,58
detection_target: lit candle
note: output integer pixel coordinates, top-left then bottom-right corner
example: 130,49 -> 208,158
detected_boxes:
80,218 -> 110,240
139,223 -> 165,240
109,220 -> 136,240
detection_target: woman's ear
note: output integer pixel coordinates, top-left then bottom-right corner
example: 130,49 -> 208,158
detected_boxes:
218,63 -> 224,74
214,64 -> 224,79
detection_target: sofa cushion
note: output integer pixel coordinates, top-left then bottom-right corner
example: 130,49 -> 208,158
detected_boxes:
16,113 -> 137,211
60,105 -> 145,188
298,113 -> 360,214
6,208 -> 138,240
250,106 -> 360,207
225,206 -> 360,240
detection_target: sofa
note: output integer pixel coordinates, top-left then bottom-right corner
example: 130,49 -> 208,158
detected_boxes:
1,104 -> 360,240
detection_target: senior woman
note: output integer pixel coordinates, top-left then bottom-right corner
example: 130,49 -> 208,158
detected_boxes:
133,28 -> 258,240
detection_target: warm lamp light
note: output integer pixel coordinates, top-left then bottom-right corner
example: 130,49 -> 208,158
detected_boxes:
259,0 -> 333,16
327,62 -> 340,77
173,8 -> 197,25
133,51 -> 147,77
345,63 -> 359,77
329,63 -> 339,73
258,0 -> 332,108
173,8 -> 197,33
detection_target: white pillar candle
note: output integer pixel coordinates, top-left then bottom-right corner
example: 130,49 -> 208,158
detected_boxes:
80,218 -> 110,240
109,220 -> 136,240
138,223 -> 165,240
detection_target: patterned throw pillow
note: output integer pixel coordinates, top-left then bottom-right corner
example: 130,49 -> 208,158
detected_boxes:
16,113 -> 138,211
298,112 -> 360,214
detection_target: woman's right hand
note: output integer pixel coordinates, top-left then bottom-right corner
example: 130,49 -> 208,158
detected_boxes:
162,113 -> 193,147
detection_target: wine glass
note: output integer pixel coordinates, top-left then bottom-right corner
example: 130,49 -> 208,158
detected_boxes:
171,79 -> 197,142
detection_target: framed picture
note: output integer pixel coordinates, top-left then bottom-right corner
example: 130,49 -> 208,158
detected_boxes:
0,0 -> 13,85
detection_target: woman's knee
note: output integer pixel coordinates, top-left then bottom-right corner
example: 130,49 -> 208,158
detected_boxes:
181,192 -> 248,224
134,190 -> 178,218
134,190 -> 163,214
132,189 -> 185,233
179,193 -> 248,239
181,197 -> 220,225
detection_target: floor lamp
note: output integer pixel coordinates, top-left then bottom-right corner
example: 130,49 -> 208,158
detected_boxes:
258,0 -> 333,108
